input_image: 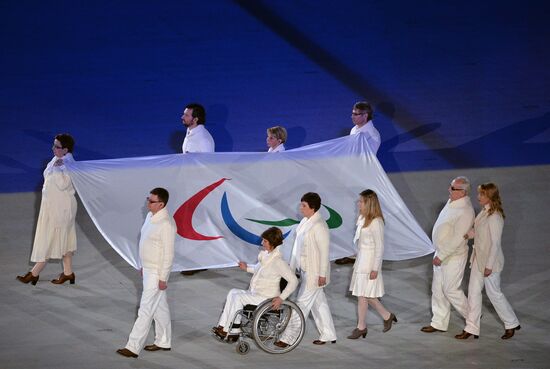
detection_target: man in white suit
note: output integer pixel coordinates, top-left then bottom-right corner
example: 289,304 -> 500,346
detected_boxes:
421,176 -> 475,334
117,187 -> 176,358
275,192 -> 337,347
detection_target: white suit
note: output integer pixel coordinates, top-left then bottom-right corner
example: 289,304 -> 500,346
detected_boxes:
280,211 -> 337,343
464,206 -> 519,335
217,247 -> 298,332
125,208 -> 176,354
429,196 -> 474,331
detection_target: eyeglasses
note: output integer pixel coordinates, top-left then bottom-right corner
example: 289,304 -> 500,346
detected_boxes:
351,112 -> 366,116
146,197 -> 162,204
52,145 -> 63,150
450,187 -> 464,191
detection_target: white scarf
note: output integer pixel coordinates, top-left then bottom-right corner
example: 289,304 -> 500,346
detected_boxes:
289,212 -> 319,272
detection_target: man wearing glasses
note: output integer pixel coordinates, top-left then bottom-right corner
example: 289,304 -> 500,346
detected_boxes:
117,188 -> 176,358
350,101 -> 381,154
421,176 -> 475,334
335,101 -> 381,265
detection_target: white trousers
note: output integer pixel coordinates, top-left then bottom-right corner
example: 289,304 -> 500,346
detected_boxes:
125,268 -> 171,354
279,272 -> 337,343
217,289 -> 266,332
430,255 -> 468,331
464,262 -> 520,335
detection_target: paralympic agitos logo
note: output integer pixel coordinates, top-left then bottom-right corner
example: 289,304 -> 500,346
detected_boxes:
173,178 -> 343,245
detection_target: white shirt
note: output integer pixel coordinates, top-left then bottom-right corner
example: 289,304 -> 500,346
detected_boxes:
350,120 -> 381,154
182,124 -> 215,153
268,144 -> 285,153
139,208 -> 176,281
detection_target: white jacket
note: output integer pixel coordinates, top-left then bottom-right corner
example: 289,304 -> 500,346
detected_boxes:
432,196 -> 475,263
247,247 -> 298,300
290,211 -> 331,291
139,208 -> 176,281
353,216 -> 384,273
471,205 -> 505,273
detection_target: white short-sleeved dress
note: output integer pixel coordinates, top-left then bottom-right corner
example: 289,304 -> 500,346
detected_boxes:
30,154 -> 77,262
349,216 -> 385,297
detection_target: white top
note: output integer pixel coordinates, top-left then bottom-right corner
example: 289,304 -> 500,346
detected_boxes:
247,247 -> 298,300
139,207 -> 176,281
432,196 -> 475,263
182,124 -> 215,153
350,120 -> 381,154
353,216 -> 384,273
268,144 -> 285,153
289,211 -> 331,291
471,205 -> 505,273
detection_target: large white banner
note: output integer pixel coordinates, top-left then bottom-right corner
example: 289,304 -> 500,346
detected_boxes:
67,134 -> 433,271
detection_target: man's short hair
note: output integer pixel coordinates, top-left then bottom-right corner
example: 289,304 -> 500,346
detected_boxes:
353,101 -> 374,121
150,187 -> 169,205
260,227 -> 284,248
301,192 -> 321,212
453,176 -> 471,195
185,103 -> 206,125
55,133 -> 75,153
267,126 -> 288,143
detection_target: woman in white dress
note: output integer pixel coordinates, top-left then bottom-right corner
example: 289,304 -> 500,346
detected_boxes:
348,189 -> 397,339
455,182 -> 520,340
16,133 -> 77,286
266,126 -> 287,152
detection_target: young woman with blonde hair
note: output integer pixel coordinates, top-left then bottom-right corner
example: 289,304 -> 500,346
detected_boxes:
348,189 -> 397,339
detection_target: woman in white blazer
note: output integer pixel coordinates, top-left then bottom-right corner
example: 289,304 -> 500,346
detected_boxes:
456,183 -> 520,340
17,134 -> 78,286
213,227 -> 298,340
348,189 -> 397,339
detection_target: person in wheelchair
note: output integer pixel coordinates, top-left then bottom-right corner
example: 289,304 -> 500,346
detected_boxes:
213,227 -> 298,340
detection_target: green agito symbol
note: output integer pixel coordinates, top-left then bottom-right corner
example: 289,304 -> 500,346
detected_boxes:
246,204 -> 343,229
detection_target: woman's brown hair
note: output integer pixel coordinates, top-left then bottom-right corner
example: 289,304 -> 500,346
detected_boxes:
478,182 -> 505,218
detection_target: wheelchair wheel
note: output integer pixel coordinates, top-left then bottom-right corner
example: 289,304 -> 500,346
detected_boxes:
251,299 -> 305,354
236,341 -> 250,355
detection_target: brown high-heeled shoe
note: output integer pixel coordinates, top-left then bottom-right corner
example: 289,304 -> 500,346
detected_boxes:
51,272 -> 75,285
347,328 -> 368,339
16,272 -> 39,285
383,313 -> 398,332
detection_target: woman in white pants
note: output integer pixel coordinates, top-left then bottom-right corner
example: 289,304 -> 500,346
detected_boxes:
347,189 -> 397,339
456,182 -> 520,340
213,227 -> 298,340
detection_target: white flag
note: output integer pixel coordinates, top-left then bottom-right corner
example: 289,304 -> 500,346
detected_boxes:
67,134 -> 433,271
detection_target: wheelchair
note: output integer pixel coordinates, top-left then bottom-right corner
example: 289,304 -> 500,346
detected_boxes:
217,298 -> 305,355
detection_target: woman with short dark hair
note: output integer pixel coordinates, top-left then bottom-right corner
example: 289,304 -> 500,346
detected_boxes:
16,133 -> 78,285
212,227 -> 298,340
